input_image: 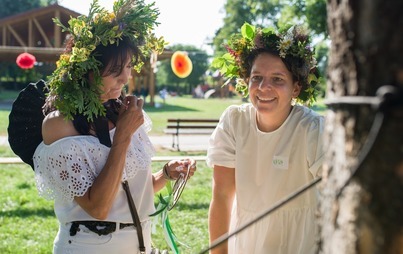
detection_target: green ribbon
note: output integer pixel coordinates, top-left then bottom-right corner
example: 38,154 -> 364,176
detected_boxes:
150,181 -> 188,254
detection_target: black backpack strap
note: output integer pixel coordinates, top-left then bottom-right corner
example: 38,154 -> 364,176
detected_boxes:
94,116 -> 112,148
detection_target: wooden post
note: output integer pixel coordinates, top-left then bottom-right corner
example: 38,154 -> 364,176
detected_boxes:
54,10 -> 61,48
28,19 -> 33,47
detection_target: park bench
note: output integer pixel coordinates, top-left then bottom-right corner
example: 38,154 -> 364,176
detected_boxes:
163,118 -> 219,151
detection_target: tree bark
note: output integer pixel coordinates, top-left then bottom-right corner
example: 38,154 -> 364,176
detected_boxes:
319,0 -> 403,253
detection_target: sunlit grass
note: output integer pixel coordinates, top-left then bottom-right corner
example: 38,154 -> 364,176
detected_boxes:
0,111 -> 10,136
0,164 -> 57,253
0,156 -> 211,253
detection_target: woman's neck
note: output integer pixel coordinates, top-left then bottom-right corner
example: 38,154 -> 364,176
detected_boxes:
256,106 -> 293,132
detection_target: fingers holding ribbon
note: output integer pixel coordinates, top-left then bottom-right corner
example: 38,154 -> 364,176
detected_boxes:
163,158 -> 197,181
163,158 -> 197,211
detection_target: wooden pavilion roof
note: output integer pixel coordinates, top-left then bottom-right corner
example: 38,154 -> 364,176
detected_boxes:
0,4 -> 81,62
0,4 -> 173,106
0,4 -> 173,63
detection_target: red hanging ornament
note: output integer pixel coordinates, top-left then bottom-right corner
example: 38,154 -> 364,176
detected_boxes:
16,52 -> 36,69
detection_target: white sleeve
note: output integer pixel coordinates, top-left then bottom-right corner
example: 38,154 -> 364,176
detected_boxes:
206,106 -> 237,169
307,115 -> 325,177
33,139 -> 102,201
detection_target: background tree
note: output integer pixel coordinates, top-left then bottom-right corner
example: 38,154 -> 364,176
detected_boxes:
277,0 -> 327,35
212,0 -> 327,55
319,0 -> 403,253
156,44 -> 209,95
0,0 -> 42,19
212,0 -> 282,56
44,0 -> 59,5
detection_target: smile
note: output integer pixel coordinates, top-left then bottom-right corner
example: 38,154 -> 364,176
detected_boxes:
257,96 -> 276,102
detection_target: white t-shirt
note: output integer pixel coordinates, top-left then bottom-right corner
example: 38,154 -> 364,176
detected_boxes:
207,104 -> 324,254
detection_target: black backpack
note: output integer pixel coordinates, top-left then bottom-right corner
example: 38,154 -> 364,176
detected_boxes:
7,79 -> 114,170
7,80 -> 48,170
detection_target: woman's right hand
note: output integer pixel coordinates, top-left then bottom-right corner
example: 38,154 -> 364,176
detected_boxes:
115,95 -> 144,140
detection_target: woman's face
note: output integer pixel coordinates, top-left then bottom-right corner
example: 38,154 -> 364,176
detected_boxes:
99,57 -> 133,102
248,52 -> 301,120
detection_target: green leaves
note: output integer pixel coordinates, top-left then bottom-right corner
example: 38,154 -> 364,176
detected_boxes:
241,22 -> 255,41
211,53 -> 237,77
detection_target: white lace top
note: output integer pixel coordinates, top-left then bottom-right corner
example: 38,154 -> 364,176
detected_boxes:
33,115 -> 156,224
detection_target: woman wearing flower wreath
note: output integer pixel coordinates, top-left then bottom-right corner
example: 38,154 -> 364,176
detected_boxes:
32,0 -> 196,253
207,23 -> 324,254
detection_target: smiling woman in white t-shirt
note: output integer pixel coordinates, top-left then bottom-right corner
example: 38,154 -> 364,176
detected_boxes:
207,23 -> 324,254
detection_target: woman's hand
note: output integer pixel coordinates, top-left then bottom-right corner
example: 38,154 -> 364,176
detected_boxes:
153,158 -> 197,193
164,158 -> 197,180
114,95 -> 144,141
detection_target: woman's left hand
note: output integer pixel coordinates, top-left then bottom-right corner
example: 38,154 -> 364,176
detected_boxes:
165,158 -> 197,180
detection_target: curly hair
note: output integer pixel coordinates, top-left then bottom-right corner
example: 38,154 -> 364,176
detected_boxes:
243,47 -> 312,92
212,23 -> 319,105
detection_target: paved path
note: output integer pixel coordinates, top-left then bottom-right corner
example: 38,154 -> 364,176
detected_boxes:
0,134 -> 211,152
0,136 -> 8,146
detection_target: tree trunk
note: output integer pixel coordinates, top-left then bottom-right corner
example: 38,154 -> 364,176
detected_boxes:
319,0 -> 403,253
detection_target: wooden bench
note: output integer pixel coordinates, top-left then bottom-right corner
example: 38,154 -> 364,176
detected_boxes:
163,118 -> 219,151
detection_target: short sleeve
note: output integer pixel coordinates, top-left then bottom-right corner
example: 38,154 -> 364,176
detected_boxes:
33,138 -> 105,201
206,106 -> 237,168
307,115 -> 325,177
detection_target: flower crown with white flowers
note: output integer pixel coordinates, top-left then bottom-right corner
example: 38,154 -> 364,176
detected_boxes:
212,22 -> 320,106
47,0 -> 166,121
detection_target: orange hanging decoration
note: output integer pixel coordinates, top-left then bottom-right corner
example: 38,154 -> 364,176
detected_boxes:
16,52 -> 36,69
171,51 -> 193,78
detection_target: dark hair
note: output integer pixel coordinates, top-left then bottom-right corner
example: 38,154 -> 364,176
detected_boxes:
74,36 -> 140,135
243,48 -> 311,91
45,36 -> 140,136
95,36 -> 141,77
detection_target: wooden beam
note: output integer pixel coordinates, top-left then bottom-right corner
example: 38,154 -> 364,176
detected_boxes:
6,25 -> 26,47
149,51 -> 158,106
2,27 -> 6,46
128,71 -> 136,95
32,18 -> 52,47
149,66 -> 155,107
28,19 -> 33,47
54,10 -> 61,48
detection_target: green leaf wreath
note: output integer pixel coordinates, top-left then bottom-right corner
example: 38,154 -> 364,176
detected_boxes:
212,22 -> 321,106
48,0 -> 166,121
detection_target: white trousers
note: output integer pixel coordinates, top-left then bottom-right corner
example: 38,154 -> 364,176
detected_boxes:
53,221 -> 152,254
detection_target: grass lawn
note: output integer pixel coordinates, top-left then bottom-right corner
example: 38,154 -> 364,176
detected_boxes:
0,111 -> 10,136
